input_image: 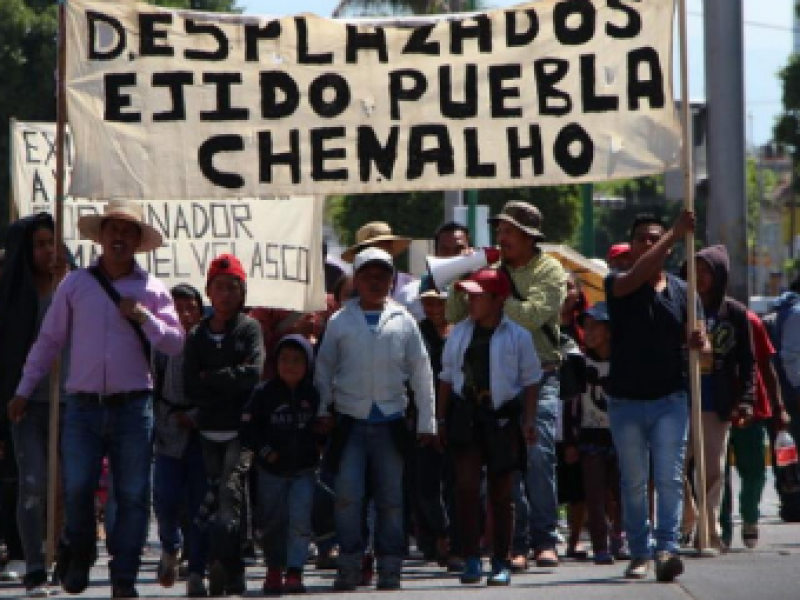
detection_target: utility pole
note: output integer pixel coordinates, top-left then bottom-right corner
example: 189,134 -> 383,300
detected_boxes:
704,0 -> 749,303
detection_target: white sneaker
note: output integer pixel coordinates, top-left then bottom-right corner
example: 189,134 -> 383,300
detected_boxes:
25,583 -> 52,598
0,560 -> 26,581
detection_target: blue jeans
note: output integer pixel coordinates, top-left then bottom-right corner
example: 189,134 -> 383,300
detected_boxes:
12,403 -> 62,574
257,468 -> 315,569
153,434 -> 209,575
335,421 -> 405,575
608,392 -> 689,559
514,371 -> 559,552
61,393 -> 154,582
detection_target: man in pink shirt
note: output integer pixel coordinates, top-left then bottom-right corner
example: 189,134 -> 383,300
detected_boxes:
9,200 -> 184,598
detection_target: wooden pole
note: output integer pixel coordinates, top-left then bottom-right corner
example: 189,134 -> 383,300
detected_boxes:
46,0 -> 68,570
677,0 -> 709,553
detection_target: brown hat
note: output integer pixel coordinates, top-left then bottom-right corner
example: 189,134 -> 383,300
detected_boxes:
341,222 -> 411,263
488,201 -> 545,241
77,199 -> 163,253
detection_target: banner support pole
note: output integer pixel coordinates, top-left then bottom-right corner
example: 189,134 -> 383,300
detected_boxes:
46,0 -> 68,571
678,0 -> 709,554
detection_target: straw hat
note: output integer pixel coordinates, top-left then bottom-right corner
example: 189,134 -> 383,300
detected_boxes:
341,222 -> 411,263
77,199 -> 163,253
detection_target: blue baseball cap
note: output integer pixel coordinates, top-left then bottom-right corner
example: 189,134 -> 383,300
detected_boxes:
579,301 -> 609,325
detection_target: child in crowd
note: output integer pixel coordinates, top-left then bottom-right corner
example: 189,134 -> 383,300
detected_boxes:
563,302 -> 627,565
438,268 -> 541,587
415,282 -> 458,570
315,247 -> 436,592
240,335 -> 321,596
184,254 -> 264,596
153,284 -> 209,597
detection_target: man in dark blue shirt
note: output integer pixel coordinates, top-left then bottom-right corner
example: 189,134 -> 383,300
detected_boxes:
604,211 -> 706,583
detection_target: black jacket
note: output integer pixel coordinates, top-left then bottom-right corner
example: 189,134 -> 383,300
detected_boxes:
694,245 -> 757,420
183,313 -> 264,432
240,378 -> 321,476
0,213 -> 54,426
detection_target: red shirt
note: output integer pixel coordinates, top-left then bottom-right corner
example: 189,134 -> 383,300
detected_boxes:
747,310 -> 774,420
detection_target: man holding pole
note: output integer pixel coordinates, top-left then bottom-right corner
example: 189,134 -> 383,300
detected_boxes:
9,200 -> 184,598
604,212 -> 707,582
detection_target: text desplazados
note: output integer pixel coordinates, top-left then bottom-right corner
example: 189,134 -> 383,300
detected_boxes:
65,0 -> 681,199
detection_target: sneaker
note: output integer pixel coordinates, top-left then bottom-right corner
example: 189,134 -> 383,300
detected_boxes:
460,557 -> 483,585
1,560 -> 26,581
487,558 -> 511,587
679,532 -> 693,548
376,572 -> 401,591
263,567 -> 283,596
624,558 -> 650,580
23,570 -> 51,598
157,551 -> 179,588
654,551 -> 684,583
111,579 -> 139,598
186,573 -> 208,598
534,548 -> 559,568
283,569 -> 306,594
593,551 -> 615,565
510,554 -> 528,573
742,523 -> 759,549
359,554 -> 374,587
207,561 -> 226,598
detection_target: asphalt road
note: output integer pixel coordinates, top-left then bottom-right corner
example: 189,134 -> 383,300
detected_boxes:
2,475 -> 798,600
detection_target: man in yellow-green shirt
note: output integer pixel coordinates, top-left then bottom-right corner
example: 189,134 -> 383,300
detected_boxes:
446,201 -> 566,570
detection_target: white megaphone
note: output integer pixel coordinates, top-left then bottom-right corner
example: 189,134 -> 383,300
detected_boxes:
426,248 -> 501,291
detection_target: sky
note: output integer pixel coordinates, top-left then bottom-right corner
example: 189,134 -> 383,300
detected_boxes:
240,0 -> 796,146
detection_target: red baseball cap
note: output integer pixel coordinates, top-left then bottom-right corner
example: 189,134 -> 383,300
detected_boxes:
456,268 -> 511,299
207,253 -> 246,286
607,243 -> 631,261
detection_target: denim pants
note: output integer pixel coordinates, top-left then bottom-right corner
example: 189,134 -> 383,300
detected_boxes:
335,421 -> 405,576
608,391 -> 689,558
513,371 -> 560,553
61,393 -> 154,582
257,468 -> 315,569
11,402 -> 62,574
153,434 -> 209,575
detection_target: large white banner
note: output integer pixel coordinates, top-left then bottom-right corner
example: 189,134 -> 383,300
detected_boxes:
10,120 -> 327,311
65,0 -> 681,199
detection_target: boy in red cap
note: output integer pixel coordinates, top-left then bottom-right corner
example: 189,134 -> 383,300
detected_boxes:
183,254 -> 264,596
437,268 -> 542,587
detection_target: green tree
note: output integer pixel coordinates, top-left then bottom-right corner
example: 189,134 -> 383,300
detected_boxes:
0,0 -> 239,237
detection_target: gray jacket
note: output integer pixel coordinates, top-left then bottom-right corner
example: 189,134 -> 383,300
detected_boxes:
315,298 -> 436,434
154,351 -> 198,458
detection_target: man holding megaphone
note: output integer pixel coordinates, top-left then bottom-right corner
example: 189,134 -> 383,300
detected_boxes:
445,201 -> 567,571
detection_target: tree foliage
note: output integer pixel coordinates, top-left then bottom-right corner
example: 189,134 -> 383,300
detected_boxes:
0,0 -> 239,237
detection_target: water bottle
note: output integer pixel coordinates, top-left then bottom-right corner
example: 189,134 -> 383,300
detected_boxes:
775,431 -> 800,494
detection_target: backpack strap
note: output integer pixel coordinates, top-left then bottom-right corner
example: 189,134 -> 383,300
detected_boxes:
499,263 -> 560,349
88,266 -> 151,362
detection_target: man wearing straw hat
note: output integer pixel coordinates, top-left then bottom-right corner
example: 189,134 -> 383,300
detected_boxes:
341,221 -> 423,319
446,201 -> 566,571
10,200 -> 184,598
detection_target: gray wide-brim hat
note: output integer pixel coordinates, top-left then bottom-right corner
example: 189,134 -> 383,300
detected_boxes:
488,201 -> 545,241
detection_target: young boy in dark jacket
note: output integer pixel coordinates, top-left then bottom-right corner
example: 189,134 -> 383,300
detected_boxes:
240,334 -> 320,595
681,245 -> 756,551
184,254 -> 264,596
